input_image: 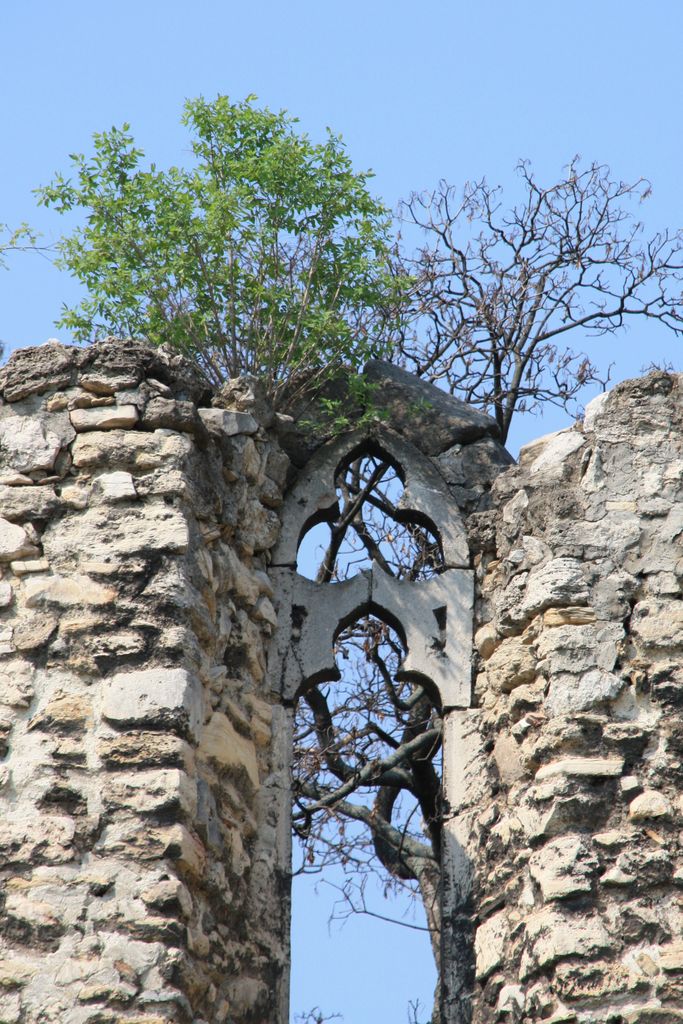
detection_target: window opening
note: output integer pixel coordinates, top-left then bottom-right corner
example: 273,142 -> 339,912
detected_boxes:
291,614 -> 442,1019
296,452 -> 443,583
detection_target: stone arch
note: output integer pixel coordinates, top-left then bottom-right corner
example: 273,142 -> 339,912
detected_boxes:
270,426 -> 474,710
271,426 -> 471,572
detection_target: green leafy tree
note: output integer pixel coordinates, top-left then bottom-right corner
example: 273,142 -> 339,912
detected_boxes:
0,223 -> 39,270
37,95 -> 401,407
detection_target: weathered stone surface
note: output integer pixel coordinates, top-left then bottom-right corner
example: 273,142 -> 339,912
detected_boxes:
24,573 -> 116,607
27,693 -> 91,734
529,836 -> 598,900
102,668 -> 203,742
70,403 -> 140,431
631,599 -> 683,649
92,470 -> 137,501
475,909 -> 508,979
0,415 -> 63,473
629,790 -> 672,820
198,407 -> 258,436
0,342 -> 77,401
485,635 -> 536,692
519,427 -> 585,480
523,908 -> 612,971
198,711 -> 260,787
535,757 -> 624,782
1,343 -> 682,1024
546,668 -> 626,716
0,520 -> 35,561
363,359 -> 501,453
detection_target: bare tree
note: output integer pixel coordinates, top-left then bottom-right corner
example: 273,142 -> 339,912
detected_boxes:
294,455 -> 445,1020
393,159 -> 683,441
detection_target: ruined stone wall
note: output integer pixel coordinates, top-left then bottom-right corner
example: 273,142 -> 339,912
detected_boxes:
0,340 -> 290,1024
455,372 -> 683,1023
2,337 -> 683,1024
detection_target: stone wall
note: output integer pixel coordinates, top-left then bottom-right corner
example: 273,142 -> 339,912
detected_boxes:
1,338 -> 682,1024
0,340 -> 290,1024
456,372 -> 683,1023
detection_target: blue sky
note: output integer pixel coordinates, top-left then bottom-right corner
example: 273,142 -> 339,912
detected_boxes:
2,2 -> 683,1019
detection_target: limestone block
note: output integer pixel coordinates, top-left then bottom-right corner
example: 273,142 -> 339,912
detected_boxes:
493,733 -> 526,785
69,404 -> 139,431
0,520 -> 35,562
535,757 -> 624,782
543,606 -> 596,627
24,573 -> 116,607
97,732 -> 194,771
0,581 -> 13,607
475,909 -> 509,979
660,942 -> 683,972
71,428 -> 193,470
631,599 -> 683,649
536,623 -> 623,677
0,415 -> 62,473
485,636 -> 536,692
42,505 -> 189,563
10,559 -> 49,575
102,668 -> 203,742
629,790 -> 672,820
28,694 -> 92,734
162,823 -> 207,876
524,908 -> 612,971
474,622 -> 498,659
520,427 -> 585,479
105,769 -> 198,818
0,342 -> 77,401
529,836 -> 598,900
142,397 -> 206,438
0,957 -> 38,987
93,471 -> 137,502
546,668 -> 626,716
582,390 -> 609,431
198,711 -> 259,788
521,558 -> 589,618
199,407 -> 258,436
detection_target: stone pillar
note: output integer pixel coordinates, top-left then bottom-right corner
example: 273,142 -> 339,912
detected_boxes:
0,340 -> 290,1024
465,373 -> 683,1023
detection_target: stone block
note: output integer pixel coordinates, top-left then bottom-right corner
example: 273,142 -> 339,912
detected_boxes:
93,471 -> 138,502
0,414 -> 63,474
105,769 -> 198,818
629,790 -> 672,820
102,668 -> 202,742
198,711 -> 260,788
529,836 -> 598,900
475,909 -> 508,979
632,599 -> 683,649
523,908 -> 612,972
535,757 -> 624,782
546,668 -> 626,716
28,694 -> 92,734
520,427 -> 585,479
24,573 -> 117,607
0,520 -> 35,562
70,404 -> 139,431
521,558 -> 589,618
97,732 -> 194,771
485,635 -> 536,692
199,407 -> 258,436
